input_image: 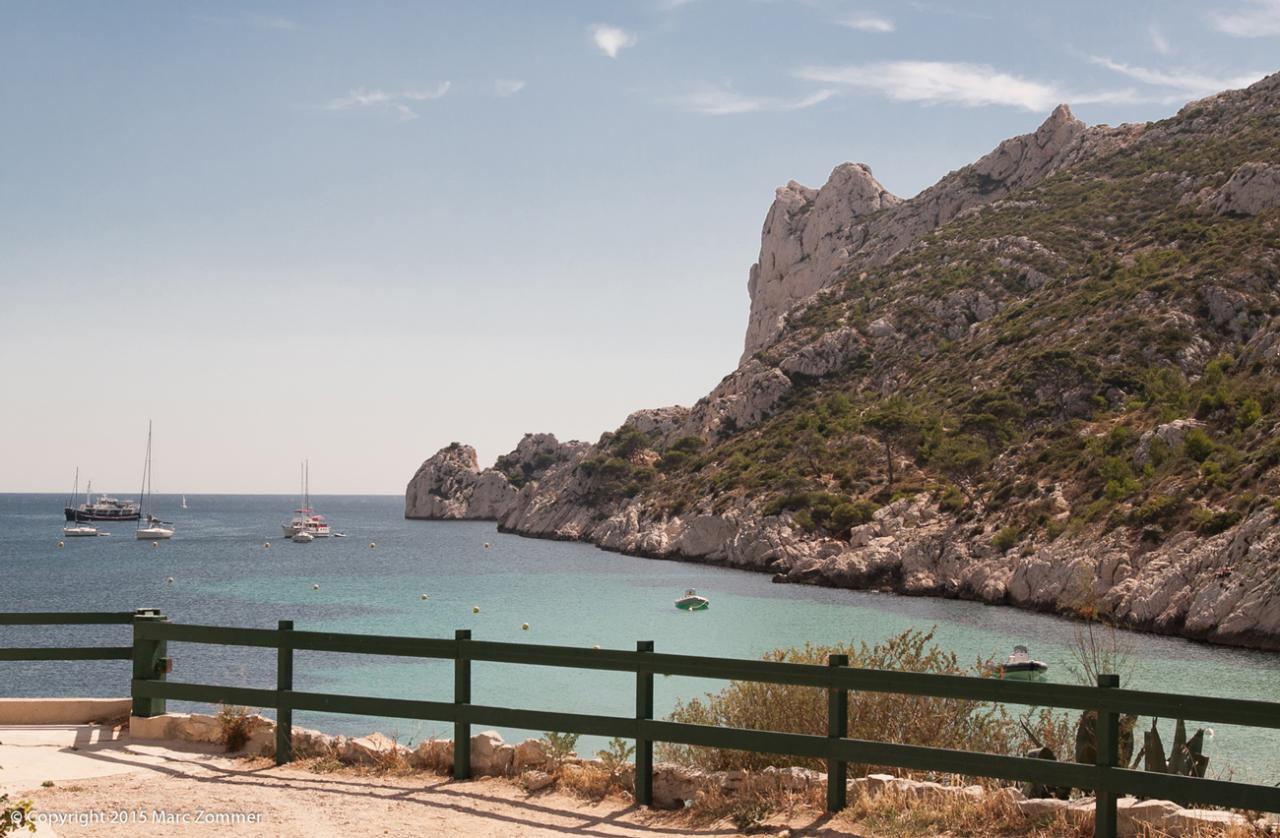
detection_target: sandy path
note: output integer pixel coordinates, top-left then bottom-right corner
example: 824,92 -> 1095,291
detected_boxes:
10,734 -> 851,837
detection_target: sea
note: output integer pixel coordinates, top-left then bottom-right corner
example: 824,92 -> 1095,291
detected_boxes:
2,493 -> 1277,782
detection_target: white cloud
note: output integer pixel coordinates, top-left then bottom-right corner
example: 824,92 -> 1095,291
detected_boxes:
324,82 -> 451,121
1089,57 -> 1264,99
665,83 -> 835,115
1148,25 -> 1172,55
794,61 -> 1063,111
494,79 -> 526,97
590,24 -> 637,58
1210,0 -> 1280,37
839,15 -> 895,33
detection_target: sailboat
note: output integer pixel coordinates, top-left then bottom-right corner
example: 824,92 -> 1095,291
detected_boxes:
136,422 -> 174,541
281,460 -> 330,538
63,468 -> 105,537
181,495 -> 188,510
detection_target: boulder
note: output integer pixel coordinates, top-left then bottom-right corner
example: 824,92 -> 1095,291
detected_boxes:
513,738 -> 548,770
521,770 -> 556,792
411,738 -> 453,771
470,730 -> 515,775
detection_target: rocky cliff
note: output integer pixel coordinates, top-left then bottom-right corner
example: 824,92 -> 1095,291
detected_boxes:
407,71 -> 1280,651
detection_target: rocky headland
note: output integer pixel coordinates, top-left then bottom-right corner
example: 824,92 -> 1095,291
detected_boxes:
408,72 -> 1280,651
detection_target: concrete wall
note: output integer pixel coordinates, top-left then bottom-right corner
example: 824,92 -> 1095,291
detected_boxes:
0,698 -> 132,725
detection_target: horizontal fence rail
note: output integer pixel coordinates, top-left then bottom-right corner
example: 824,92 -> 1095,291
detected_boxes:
6,609 -> 1280,838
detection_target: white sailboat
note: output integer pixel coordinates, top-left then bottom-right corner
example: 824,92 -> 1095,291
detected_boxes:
181,495 -> 188,510
136,421 -> 174,541
63,468 -> 105,537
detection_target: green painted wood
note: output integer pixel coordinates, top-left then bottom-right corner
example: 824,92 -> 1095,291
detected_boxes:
0,612 -> 135,625
1095,674 -> 1120,838
17,610 -> 1280,816
288,690 -> 456,721
276,621 -> 294,766
131,679 -> 278,708
827,653 -> 849,812
131,612 -> 168,717
454,629 -> 471,780
135,622 -> 281,648
635,640 -> 654,808
0,647 -> 132,661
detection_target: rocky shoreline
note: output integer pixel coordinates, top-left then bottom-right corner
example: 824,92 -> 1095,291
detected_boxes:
406,74 -> 1280,655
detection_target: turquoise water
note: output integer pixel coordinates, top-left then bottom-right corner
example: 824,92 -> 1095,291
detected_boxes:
2,494 -> 1277,782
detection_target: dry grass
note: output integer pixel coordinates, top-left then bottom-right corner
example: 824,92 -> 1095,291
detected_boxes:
214,704 -> 254,753
682,773 -> 823,831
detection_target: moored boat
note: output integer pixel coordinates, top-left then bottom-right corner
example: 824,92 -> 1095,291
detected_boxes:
64,475 -> 139,522
134,422 -> 174,541
291,530 -> 315,543
999,645 -> 1048,681
281,461 -> 331,537
675,589 -> 710,611
62,523 -> 106,537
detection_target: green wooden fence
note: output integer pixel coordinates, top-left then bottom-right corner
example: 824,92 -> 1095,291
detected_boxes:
4,608 -> 1279,837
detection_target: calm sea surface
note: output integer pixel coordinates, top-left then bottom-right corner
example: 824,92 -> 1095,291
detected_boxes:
2,493 -> 1277,782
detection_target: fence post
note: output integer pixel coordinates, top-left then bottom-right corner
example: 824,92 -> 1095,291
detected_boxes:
275,620 -> 294,766
827,653 -> 850,812
635,640 -> 654,807
454,629 -> 472,780
1094,673 -> 1120,838
131,608 -> 167,718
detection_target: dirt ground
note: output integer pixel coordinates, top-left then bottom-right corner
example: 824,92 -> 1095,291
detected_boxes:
5,727 -> 853,838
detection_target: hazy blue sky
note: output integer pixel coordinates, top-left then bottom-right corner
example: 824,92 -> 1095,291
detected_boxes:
2,1 -> 1277,494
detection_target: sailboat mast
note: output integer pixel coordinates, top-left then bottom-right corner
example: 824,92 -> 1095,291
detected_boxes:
137,421 -> 152,528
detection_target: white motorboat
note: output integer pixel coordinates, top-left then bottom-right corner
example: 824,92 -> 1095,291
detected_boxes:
674,589 -> 710,611
998,645 -> 1049,681
135,422 -> 175,541
63,523 -> 106,537
291,530 -> 315,544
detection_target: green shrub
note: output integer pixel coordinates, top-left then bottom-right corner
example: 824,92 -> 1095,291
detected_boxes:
830,500 -> 879,536
541,731 -> 580,768
1182,429 -> 1214,463
1236,397 -> 1262,429
992,526 -> 1021,552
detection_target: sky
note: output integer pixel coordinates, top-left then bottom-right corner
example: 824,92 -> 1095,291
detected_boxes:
2,1 -> 1278,495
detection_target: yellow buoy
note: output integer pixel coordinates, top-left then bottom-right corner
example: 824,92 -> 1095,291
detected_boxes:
521,623 -> 529,631
420,593 -> 429,600
472,606 -> 480,614
592,644 -> 601,650
57,541 -> 64,548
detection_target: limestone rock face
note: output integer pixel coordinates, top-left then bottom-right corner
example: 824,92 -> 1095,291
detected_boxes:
744,164 -> 901,361
740,105 -> 1119,361
404,443 -> 513,519
1208,162 -> 1280,216
406,435 -> 583,520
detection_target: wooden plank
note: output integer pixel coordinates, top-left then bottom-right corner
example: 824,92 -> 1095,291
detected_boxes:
290,630 -> 456,659
131,679 -> 278,708
287,690 -> 456,722
463,704 -> 636,739
0,647 -> 132,661
0,612 -> 134,625
135,622 -> 281,648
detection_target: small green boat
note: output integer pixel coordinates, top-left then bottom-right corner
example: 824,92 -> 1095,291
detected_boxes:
675,589 -> 710,611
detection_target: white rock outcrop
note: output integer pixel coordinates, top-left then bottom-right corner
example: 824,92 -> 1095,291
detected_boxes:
1208,161 -> 1280,216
